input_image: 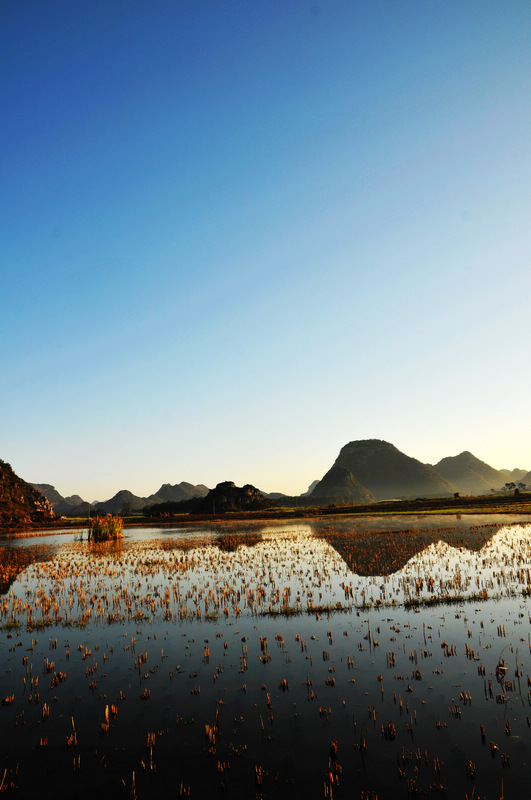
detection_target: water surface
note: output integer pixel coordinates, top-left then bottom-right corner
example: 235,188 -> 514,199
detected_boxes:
1,518 -> 531,798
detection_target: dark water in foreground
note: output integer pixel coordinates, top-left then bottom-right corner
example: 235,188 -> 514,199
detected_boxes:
1,517 -> 531,798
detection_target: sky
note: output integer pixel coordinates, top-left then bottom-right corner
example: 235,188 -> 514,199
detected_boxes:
2,0 -> 531,502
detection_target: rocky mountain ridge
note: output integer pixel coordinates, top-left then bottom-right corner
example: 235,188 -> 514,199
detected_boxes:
1,461 -> 55,528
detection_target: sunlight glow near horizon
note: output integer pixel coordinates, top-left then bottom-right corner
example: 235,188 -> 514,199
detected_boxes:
2,1 -> 531,501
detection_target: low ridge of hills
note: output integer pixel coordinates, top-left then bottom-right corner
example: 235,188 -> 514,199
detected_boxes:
263,481 -> 319,500
32,481 -> 209,517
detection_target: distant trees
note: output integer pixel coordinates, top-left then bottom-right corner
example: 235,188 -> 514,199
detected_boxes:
501,481 -> 527,495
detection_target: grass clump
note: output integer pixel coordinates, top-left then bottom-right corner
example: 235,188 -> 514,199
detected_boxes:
89,515 -> 124,542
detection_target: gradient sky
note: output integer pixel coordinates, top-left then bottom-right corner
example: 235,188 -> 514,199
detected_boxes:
2,1 -> 531,502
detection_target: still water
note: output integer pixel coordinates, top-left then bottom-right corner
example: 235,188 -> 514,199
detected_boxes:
1,516 -> 531,798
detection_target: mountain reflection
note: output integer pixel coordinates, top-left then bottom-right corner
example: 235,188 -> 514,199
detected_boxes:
315,523 -> 505,576
2,520 -> 530,609
0,544 -> 54,594
155,531 -> 264,553
214,531 -> 263,551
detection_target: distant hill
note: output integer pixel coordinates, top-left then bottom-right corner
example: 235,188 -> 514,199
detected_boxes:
301,480 -> 319,497
33,480 -> 210,516
145,481 -> 278,515
515,471 -> 531,488
94,490 -> 147,515
145,482 -> 209,505
432,451 -> 506,496
310,465 -> 375,504
500,468 -> 528,482
30,483 -> 64,508
201,482 -> 278,513
95,482 -> 210,515
1,461 -> 55,528
31,484 -> 84,516
312,440 -> 456,502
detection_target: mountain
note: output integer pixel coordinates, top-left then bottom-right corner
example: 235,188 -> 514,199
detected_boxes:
515,471 -> 531,488
31,484 -> 85,516
432,451 -> 506,495
500,468 -> 528,482
301,480 -> 320,496
94,490 -> 147,515
312,440 -> 456,502
310,465 -> 375,503
200,481 -> 277,513
34,480 -> 210,516
145,482 -> 209,504
1,461 -> 55,528
145,481 -> 278,515
30,483 -> 64,508
95,482 -> 210,514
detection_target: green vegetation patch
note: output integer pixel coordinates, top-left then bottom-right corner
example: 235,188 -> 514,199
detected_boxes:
88,515 -> 124,542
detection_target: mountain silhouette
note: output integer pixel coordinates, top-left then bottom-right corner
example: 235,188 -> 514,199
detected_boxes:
33,481 -> 209,516
432,451 -> 506,495
310,465 -> 375,503
144,481 -> 278,515
312,440 -> 456,502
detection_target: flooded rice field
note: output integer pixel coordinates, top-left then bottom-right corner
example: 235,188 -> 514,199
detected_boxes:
1,516 -> 531,799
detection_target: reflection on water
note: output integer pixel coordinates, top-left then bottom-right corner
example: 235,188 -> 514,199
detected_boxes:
0,543 -> 54,595
1,518 -> 531,798
3,521 -> 531,623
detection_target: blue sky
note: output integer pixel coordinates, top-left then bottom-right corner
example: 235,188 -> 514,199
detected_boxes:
2,1 -> 531,501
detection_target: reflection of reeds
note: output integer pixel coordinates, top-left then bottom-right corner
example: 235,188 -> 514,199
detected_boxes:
404,590 -> 491,609
262,602 -> 349,617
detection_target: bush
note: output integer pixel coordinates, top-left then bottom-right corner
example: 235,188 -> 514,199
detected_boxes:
89,515 -> 124,542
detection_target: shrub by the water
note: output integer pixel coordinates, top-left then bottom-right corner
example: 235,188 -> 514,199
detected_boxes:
89,515 -> 124,542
